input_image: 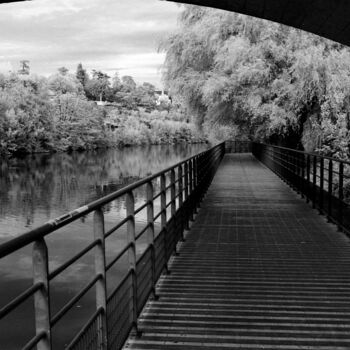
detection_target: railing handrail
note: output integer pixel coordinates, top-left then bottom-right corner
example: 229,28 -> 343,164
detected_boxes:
0,144 -> 218,259
254,142 -> 350,165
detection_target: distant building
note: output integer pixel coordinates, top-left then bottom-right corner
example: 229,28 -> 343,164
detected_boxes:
155,90 -> 172,106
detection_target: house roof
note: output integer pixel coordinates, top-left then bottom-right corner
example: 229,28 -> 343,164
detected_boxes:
167,0 -> 350,47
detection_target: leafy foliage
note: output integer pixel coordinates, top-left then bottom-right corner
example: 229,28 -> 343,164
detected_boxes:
161,5 -> 350,155
0,67 -> 204,156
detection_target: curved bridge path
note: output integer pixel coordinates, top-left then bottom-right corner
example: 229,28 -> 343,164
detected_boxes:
125,154 -> 350,350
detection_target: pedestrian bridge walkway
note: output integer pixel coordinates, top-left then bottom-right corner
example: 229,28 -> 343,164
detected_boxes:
127,154 -> 350,350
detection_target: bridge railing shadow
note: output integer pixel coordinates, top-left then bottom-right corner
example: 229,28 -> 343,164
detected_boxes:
253,142 -> 350,235
0,143 -> 225,350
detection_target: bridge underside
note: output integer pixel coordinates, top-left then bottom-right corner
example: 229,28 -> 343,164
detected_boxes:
168,0 -> 350,47
126,153 -> 350,349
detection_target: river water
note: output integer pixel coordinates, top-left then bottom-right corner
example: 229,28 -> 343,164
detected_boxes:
0,144 -> 207,349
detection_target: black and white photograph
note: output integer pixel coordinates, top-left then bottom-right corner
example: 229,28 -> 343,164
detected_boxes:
1,0 -> 350,349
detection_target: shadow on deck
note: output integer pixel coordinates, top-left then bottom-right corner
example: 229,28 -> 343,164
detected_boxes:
126,154 -> 350,350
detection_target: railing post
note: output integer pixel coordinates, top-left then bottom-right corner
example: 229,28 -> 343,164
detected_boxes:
306,155 -> 310,203
338,162 -> 344,231
194,156 -> 200,214
184,162 -> 190,230
189,160 -> 194,222
178,165 -> 184,240
301,154 -> 305,199
170,169 -> 177,254
312,156 -> 317,208
178,165 -> 183,208
319,157 -> 324,213
328,160 -> 333,222
170,169 -> 176,216
93,209 -> 108,350
193,157 -> 198,189
146,181 -> 157,299
126,191 -> 138,334
184,162 -> 189,201
32,239 -> 51,350
160,174 -> 169,273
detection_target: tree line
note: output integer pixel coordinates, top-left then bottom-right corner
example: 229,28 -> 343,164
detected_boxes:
0,64 -> 201,156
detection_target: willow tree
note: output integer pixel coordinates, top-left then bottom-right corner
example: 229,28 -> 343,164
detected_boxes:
160,5 -> 350,155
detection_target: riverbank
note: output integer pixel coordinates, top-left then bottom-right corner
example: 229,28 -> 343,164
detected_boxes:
0,71 -> 207,157
0,106 -> 207,157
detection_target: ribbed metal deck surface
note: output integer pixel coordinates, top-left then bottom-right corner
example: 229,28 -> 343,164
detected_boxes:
125,154 -> 350,350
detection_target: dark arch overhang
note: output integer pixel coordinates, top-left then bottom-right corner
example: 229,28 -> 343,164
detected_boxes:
167,0 -> 350,47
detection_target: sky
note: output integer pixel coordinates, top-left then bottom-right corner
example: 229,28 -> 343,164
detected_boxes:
0,0 -> 182,88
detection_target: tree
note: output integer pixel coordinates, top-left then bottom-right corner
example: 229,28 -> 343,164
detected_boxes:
48,73 -> 83,96
58,67 -> 69,76
112,72 -> 122,92
18,60 -> 30,75
0,73 -> 54,154
161,5 -> 350,151
121,75 -> 136,92
76,63 -> 89,88
85,70 -> 111,102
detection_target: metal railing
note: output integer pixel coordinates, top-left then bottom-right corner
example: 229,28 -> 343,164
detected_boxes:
253,142 -> 350,234
0,142 -> 225,350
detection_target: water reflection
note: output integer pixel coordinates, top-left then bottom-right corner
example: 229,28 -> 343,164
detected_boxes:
0,144 -> 206,239
0,143 -> 207,349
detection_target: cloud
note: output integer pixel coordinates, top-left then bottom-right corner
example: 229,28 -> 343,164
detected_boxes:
0,0 -> 181,86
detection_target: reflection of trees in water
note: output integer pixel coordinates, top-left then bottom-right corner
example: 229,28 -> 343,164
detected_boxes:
0,144 -> 206,233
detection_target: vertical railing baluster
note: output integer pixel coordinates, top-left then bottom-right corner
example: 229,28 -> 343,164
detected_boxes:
312,156 -> 317,208
178,165 -> 184,240
301,154 -> 305,199
184,162 -> 189,201
146,181 -> 157,299
126,191 -> 138,334
170,169 -> 177,255
193,156 -> 199,214
93,209 -> 108,350
328,160 -> 333,222
160,174 -> 169,273
33,238 -> 51,350
306,155 -> 310,203
193,157 -> 198,189
170,169 -> 176,215
338,162 -> 344,231
184,162 -> 189,230
189,160 -> 194,222
319,158 -> 324,213
298,153 -> 303,195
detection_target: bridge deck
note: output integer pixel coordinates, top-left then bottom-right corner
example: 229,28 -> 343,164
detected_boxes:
126,154 -> 350,350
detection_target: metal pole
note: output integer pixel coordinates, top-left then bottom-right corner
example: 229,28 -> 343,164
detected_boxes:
319,157 -> 324,213
189,160 -> 194,222
306,155 -> 310,203
160,174 -> 169,273
170,169 -> 177,254
170,169 -> 176,216
146,182 -> 157,299
93,209 -> 108,350
328,160 -> 333,222
184,162 -> 189,230
338,162 -> 344,231
313,156 -> 317,209
178,165 -> 184,240
32,239 -> 51,350
126,191 -> 138,334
